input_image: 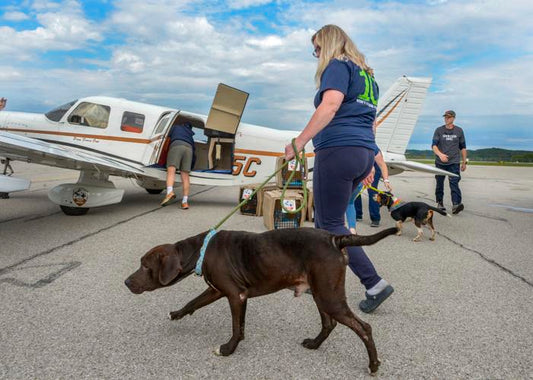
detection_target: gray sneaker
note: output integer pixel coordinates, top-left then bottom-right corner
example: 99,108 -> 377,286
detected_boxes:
452,203 -> 464,214
437,201 -> 446,212
370,220 -> 380,227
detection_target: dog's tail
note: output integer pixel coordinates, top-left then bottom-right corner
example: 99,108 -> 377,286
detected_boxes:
428,206 -> 452,218
335,227 -> 398,250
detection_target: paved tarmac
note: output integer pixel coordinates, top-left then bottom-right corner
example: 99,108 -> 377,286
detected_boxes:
1,163 -> 532,379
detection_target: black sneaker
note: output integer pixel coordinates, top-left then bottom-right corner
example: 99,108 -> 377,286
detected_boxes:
370,220 -> 380,227
452,203 -> 464,214
437,201 -> 446,212
359,285 -> 394,313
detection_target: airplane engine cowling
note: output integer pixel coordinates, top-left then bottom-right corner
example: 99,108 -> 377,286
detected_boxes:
48,183 -> 124,208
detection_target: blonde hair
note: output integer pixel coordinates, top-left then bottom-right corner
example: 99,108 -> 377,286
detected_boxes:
312,24 -> 373,88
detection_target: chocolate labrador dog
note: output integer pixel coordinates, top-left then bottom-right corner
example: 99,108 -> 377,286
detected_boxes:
125,227 -> 397,375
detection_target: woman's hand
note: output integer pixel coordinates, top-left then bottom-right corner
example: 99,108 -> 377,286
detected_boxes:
362,167 -> 375,187
383,179 -> 392,192
284,136 -> 306,160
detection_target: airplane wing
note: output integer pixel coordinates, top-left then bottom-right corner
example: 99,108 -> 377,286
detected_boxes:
386,159 -> 458,176
0,130 -> 158,178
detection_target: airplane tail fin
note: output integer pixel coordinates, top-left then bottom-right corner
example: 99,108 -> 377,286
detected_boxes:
375,76 -> 432,155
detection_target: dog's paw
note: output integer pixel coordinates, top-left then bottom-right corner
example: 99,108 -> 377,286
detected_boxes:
301,338 -> 320,350
395,231 -> 402,236
216,343 -> 236,356
168,311 -> 184,320
368,359 -> 381,376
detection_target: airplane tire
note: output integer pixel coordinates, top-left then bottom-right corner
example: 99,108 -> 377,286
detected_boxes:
146,188 -> 164,195
60,205 -> 90,216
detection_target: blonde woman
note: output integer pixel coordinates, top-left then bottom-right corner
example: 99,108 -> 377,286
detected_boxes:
285,25 -> 393,313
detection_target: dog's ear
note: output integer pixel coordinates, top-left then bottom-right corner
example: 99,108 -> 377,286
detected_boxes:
158,246 -> 182,286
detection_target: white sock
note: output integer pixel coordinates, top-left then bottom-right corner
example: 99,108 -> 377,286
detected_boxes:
367,279 -> 388,296
166,186 -> 173,194
182,196 -> 188,203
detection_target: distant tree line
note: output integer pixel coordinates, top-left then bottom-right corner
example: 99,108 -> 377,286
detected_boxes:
406,148 -> 533,162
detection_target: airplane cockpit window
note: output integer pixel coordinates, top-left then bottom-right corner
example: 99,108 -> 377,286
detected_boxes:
45,100 -> 77,122
121,111 -> 145,133
68,102 -> 111,129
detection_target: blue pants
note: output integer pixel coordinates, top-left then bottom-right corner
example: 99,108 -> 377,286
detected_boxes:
435,162 -> 461,205
346,183 -> 364,229
354,163 -> 382,222
314,146 -> 382,290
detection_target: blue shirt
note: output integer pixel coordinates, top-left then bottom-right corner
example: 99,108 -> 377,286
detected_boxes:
312,59 -> 379,152
169,122 -> 195,147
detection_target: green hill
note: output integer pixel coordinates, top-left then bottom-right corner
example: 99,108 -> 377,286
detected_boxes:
406,148 -> 533,163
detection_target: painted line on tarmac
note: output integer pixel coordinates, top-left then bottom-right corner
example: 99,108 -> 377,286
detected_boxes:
0,187 -> 217,287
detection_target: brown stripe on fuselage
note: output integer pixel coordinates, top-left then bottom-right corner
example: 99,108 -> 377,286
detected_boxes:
1,127 -> 161,144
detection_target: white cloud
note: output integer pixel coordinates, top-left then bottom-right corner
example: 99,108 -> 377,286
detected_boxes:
1,0 -> 532,148
3,11 -> 30,21
227,0 -> 273,10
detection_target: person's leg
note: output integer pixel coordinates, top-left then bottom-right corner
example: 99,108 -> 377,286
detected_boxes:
354,189 -> 363,220
160,166 -> 177,206
346,189 -> 358,232
166,166 -> 176,189
435,162 -> 446,204
178,144 -> 194,208
180,171 -> 190,197
368,163 -> 381,225
313,147 -> 381,290
447,163 -> 462,205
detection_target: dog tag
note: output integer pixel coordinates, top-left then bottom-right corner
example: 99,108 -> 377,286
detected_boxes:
242,188 -> 253,200
287,159 -> 299,171
282,199 -> 296,213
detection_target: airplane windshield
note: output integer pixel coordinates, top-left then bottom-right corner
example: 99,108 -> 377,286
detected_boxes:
45,100 -> 78,122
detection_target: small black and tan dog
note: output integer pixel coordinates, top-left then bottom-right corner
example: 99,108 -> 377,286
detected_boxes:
125,227 -> 398,375
374,192 -> 450,242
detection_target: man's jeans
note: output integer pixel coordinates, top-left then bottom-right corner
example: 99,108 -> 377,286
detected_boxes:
355,163 -> 382,222
435,162 -> 461,205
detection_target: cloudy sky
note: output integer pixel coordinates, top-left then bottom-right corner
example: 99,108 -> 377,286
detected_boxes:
1,0 -> 532,150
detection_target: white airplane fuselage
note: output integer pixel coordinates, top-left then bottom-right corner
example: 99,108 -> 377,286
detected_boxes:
1,77 -> 452,215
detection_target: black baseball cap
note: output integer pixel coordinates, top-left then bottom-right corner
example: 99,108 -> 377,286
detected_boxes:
443,110 -> 456,117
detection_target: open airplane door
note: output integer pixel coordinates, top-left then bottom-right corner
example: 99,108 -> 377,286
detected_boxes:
204,84 -> 249,170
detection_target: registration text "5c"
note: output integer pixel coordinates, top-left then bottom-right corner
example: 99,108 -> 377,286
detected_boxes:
233,155 -> 261,177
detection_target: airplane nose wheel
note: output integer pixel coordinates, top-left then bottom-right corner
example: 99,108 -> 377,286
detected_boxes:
60,205 -> 90,216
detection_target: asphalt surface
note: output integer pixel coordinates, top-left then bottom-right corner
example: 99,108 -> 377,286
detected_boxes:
1,163 -> 532,379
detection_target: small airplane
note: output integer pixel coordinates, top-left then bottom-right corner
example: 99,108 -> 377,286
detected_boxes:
0,76 -> 452,215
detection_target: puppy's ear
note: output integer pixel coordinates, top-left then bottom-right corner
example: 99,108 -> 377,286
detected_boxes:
158,247 -> 183,286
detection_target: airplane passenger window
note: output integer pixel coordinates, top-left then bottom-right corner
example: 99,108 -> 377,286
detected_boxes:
45,100 -> 78,122
68,102 -> 110,129
121,111 -> 145,133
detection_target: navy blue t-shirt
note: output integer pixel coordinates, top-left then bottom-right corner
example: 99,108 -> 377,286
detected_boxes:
312,58 -> 379,152
169,122 -> 195,146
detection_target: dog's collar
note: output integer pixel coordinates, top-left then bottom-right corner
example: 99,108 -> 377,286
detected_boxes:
389,197 -> 406,212
195,229 -> 217,276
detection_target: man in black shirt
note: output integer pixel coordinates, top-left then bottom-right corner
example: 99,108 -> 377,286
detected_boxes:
431,110 -> 468,214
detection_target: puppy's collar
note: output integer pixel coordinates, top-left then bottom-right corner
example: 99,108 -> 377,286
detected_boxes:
389,197 -> 406,212
195,229 -> 217,276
